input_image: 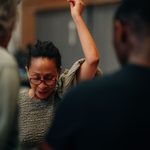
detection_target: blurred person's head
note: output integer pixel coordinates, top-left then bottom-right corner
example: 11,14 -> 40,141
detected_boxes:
26,40 -> 62,100
0,0 -> 20,48
113,0 -> 150,66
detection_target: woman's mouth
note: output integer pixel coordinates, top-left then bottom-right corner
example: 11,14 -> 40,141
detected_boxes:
38,91 -> 49,95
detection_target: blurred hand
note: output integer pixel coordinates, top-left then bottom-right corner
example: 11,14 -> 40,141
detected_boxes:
67,0 -> 85,19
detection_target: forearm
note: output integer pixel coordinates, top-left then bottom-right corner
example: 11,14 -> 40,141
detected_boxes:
73,15 -> 100,65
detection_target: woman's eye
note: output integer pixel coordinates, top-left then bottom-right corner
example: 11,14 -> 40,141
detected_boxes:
46,77 -> 53,80
45,76 -> 55,81
33,77 -> 40,81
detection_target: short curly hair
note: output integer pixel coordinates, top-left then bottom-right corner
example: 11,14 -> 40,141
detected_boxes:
0,0 -> 19,37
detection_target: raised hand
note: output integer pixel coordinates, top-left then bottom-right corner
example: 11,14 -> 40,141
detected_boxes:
67,0 -> 85,19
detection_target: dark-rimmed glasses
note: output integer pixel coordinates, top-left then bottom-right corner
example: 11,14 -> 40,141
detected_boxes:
29,76 -> 57,86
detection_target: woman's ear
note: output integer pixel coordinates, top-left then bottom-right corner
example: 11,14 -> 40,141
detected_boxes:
114,20 -> 129,50
114,21 -> 126,45
25,66 -> 28,70
57,67 -> 62,78
113,20 -> 130,65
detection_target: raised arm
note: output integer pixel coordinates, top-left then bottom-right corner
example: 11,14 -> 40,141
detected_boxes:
68,0 -> 100,81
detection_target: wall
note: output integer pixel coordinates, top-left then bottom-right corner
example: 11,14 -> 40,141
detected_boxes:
92,4 -> 120,73
21,0 -> 120,49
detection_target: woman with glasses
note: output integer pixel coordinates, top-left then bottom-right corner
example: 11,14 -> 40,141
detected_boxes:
18,0 -> 102,149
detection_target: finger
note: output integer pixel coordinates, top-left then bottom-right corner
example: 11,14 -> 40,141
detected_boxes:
67,0 -> 85,6
67,0 -> 75,6
76,0 -> 85,6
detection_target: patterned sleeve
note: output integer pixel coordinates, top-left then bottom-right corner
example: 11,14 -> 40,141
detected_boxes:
58,58 -> 102,96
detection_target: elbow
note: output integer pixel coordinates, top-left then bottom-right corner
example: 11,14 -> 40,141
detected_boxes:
88,55 -> 100,67
93,57 -> 99,67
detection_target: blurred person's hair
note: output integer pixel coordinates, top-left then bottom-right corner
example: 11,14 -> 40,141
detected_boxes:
0,0 -> 20,37
114,0 -> 150,38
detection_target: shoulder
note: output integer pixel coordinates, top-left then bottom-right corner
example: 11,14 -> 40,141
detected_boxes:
0,47 -> 17,68
18,88 -> 30,105
62,69 -> 125,105
59,58 -> 102,96
52,71 -> 125,127
19,88 -> 29,98
60,59 -> 85,82
58,59 -> 85,95
0,48 -> 19,90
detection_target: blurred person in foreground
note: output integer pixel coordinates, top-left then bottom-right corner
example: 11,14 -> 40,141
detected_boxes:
0,0 -> 20,149
43,0 -> 150,149
18,0 -> 102,149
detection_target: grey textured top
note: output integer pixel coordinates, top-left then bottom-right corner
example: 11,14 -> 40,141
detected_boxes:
18,59 -> 102,150
18,89 -> 59,149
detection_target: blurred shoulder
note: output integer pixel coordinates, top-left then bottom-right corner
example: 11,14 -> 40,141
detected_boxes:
62,69 -> 124,102
0,47 -> 17,68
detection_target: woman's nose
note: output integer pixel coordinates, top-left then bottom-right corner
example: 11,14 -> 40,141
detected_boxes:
38,81 -> 47,88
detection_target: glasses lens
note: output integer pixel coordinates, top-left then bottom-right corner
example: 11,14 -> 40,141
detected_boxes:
30,78 -> 41,85
45,78 -> 56,85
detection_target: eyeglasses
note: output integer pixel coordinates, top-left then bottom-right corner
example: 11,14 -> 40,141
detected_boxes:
29,76 -> 57,86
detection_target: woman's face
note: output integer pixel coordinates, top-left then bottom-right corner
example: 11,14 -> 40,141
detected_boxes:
27,57 -> 59,100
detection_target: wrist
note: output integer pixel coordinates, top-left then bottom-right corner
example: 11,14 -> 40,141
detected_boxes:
72,15 -> 82,23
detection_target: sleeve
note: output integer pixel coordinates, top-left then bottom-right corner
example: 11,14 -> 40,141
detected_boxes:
60,58 -> 102,94
46,88 -> 83,150
0,66 -> 20,149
